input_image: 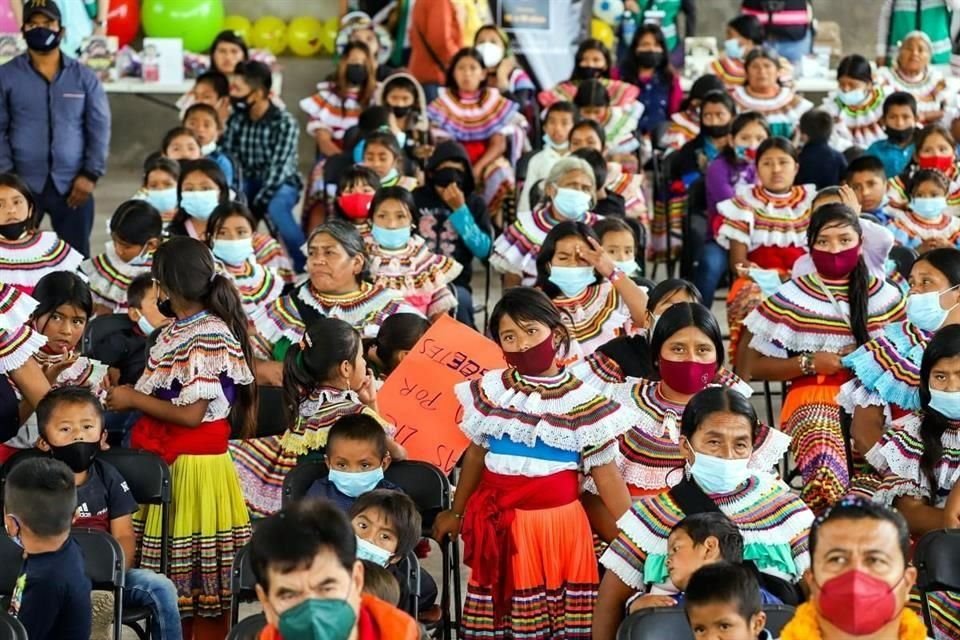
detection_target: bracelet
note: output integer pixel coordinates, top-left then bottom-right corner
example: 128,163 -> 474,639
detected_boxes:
608,267 -> 626,284
451,510 -> 463,520
799,352 -> 816,376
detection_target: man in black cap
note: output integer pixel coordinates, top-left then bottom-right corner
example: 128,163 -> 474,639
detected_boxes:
0,0 -> 111,257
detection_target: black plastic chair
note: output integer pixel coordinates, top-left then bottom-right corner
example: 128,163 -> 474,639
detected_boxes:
617,604 -> 796,640
0,610 -> 27,640
232,385 -> 288,440
0,449 -> 45,515
0,534 -> 22,607
914,528 -> 960,637
229,543 -> 259,628
73,528 -> 126,640
227,613 -> 267,640
281,460 -> 328,508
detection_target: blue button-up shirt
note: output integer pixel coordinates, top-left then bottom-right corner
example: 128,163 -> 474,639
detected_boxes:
865,139 -> 915,181
0,53 -> 110,195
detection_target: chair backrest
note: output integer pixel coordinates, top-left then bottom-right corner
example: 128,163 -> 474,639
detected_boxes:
0,610 -> 27,640
383,461 -> 450,532
72,528 -> 126,591
231,543 -> 258,602
81,313 -> 133,359
617,604 -> 796,640
98,449 -> 171,506
915,529 -> 960,592
281,461 -> 329,508
0,449 -> 46,514
227,613 -> 267,640
0,535 -> 22,597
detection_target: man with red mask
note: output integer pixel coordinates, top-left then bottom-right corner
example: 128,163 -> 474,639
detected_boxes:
778,498 -> 924,640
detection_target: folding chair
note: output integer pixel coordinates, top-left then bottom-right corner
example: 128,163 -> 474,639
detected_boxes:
0,610 -> 27,640
227,613 -> 267,640
913,528 -> 960,637
0,449 -> 45,514
281,460 -> 328,508
0,534 -> 23,609
73,528 -> 126,640
398,550 -> 423,619
98,449 -> 172,640
229,543 -> 258,628
616,604 -> 796,640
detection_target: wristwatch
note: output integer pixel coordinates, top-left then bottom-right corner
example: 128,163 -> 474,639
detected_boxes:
799,352 -> 816,376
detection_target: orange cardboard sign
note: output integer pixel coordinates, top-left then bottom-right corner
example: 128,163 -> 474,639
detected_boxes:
378,315 -> 506,474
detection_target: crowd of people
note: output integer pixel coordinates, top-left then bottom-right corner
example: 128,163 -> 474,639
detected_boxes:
2,0 -> 960,639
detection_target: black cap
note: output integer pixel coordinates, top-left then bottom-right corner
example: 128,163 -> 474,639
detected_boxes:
23,0 -> 62,23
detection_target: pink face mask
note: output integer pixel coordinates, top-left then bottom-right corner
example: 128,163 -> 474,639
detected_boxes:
503,334 -> 557,376
658,359 -> 718,395
811,245 -> 861,279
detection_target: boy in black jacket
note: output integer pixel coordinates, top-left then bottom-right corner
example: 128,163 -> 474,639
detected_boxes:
796,109 -> 847,190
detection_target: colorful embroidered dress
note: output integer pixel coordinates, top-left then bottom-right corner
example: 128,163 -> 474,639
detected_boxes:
878,64 -> 948,125
661,109 -> 699,152
601,105 -> 643,155
217,257 -> 285,320
367,234 -> 463,317
252,232 -> 296,284
606,164 -> 649,224
0,231 -> 84,295
822,86 -> 888,149
80,244 -> 153,311
538,78 -> 640,110
601,473 -> 813,592
454,367 -> 639,639
708,56 -> 794,89
729,86 -> 812,138
886,164 -> 960,215
744,273 -> 905,514
888,208 -> 960,250
551,281 -> 631,358
0,284 -> 45,376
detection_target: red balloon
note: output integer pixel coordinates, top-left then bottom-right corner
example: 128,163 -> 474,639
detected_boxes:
107,0 -> 141,49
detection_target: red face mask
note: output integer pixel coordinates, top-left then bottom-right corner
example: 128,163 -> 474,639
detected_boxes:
917,154 -> 954,173
503,334 -> 558,376
337,193 -> 374,220
811,246 -> 861,279
658,359 -> 718,395
816,570 -> 902,635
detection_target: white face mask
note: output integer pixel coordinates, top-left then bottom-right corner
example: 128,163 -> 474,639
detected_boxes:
475,41 -> 505,68
200,140 -> 217,156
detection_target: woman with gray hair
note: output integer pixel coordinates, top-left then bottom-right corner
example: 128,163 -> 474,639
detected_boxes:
877,30 -> 949,126
491,156 -> 599,288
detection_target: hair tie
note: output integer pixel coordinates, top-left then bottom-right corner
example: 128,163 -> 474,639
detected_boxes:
299,332 -> 313,350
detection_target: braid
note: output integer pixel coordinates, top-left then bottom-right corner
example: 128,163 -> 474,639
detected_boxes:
847,258 -> 872,346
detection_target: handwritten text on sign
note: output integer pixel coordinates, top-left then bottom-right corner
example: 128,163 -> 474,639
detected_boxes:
378,315 -> 506,474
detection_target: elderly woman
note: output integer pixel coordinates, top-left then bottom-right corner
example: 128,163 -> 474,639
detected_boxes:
730,48 -> 812,139
491,156 -> 599,288
878,31 -> 948,126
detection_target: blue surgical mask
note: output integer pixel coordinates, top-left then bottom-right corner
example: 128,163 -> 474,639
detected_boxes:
548,265 -> 596,297
615,259 -> 639,276
145,187 -> 178,213
723,38 -> 742,59
328,467 -> 384,498
136,314 -> 156,336
212,238 -> 254,266
278,596 -> 357,640
356,536 -> 392,567
371,224 -> 411,249
180,190 -> 220,221
749,268 -> 783,298
542,134 -> 569,151
552,187 -> 591,220
906,285 -> 960,331
929,388 -> 960,420
688,448 -> 751,494
911,196 -> 947,219
837,88 -> 868,106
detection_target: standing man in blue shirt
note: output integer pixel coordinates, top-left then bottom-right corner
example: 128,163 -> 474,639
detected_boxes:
0,0 -> 111,257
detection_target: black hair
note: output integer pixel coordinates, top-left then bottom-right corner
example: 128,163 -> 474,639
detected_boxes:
127,273 -> 155,310
327,413 -> 388,460
36,385 -> 104,441
883,91 -> 918,118
800,109 -> 834,144
900,124 -> 956,182
0,173 -> 38,231
161,126 -> 200,155
184,102 -> 222,129
172,158 -> 229,229
648,278 -> 703,311
917,247 -> 960,287
363,130 -> 403,163
680,387 -> 760,444
337,165 -> 382,195
488,286 -> 571,352
573,78 -> 610,108
672,513 -> 745,563
700,90 -> 737,124
844,155 -> 886,182
349,489 -> 422,558
592,216 -> 638,255
569,119 -> 607,151
810,497 -> 911,564
836,54 -> 874,84
688,75 -> 726,104
719,111 -> 770,166
445,48 -> 488,97
650,302 -> 725,371
684,562 -> 763,621
31,271 -> 92,326
282,317 -> 362,427
235,60 -> 273,95
621,23 -> 675,83
535,221 -> 603,298
570,147 -> 608,188
544,101 -> 577,125
756,135 -> 798,165
194,70 -> 230,98
375,313 -> 429,372
908,168 -> 949,196
727,14 -> 764,44
806,203 -> 871,346
571,39 -> 612,80
142,154 -> 180,186
383,75 -> 421,111
4,457 -> 77,538
109,200 -> 162,246
251,498 -> 357,590
307,220 -> 372,283
209,30 -> 249,73
358,105 -> 391,133
205,201 -> 256,248
362,561 -> 401,604
918,325 -> 960,497
743,46 -> 782,83
152,237 -> 257,436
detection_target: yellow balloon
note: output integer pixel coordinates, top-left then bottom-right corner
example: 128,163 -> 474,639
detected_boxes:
222,15 -> 252,42
287,16 -> 323,57
318,16 -> 338,56
250,15 -> 287,56
591,18 -> 615,50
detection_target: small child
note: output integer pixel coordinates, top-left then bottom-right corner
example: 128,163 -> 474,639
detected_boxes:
369,313 -> 430,378
574,79 -> 641,161
161,126 -> 202,162
361,560 -> 402,606
188,70 -> 230,128
866,92 -> 918,179
519,101 -> 576,214
306,414 -> 401,511
332,165 -> 381,233
4,456 -> 91,640
796,109 -> 847,190
594,216 -> 640,278
889,168 -> 960,252
362,130 -> 416,190
34,387 -> 182,640
684,562 -> 774,640
138,154 -> 180,226
183,102 -> 239,192
844,155 -> 892,223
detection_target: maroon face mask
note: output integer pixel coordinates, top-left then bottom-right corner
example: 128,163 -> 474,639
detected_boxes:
658,359 -> 718,395
503,334 -> 558,376
811,245 -> 861,279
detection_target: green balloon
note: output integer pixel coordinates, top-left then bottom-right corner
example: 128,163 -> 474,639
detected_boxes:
142,0 -> 225,53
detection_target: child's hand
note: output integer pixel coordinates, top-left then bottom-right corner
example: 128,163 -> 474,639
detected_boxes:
440,183 -> 466,211
628,594 -> 677,613
578,236 -> 616,279
837,184 -> 862,214
105,386 -> 138,412
43,350 -> 79,383
356,371 -> 378,408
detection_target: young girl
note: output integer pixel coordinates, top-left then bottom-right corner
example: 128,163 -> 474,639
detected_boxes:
0,173 -> 83,295
594,217 -> 641,278
433,287 -> 640,638
877,31 -> 948,126
715,137 -> 816,361
81,200 -> 163,316
660,74 -> 726,153
183,102 -> 238,191
730,48 -> 812,139
889,169 -> 960,251
138,155 -> 181,226
473,24 -> 536,110
573,80 -> 642,160
361,131 -> 417,190
166,159 -> 229,240
823,54 -> 888,150
538,38 -> 639,110
206,202 -> 284,320
568,121 -> 649,224
534,221 -> 647,357
369,313 -> 430,378
696,112 -> 770,307
427,47 -> 524,228
161,126 -> 202,163
104,237 -> 256,637
375,72 -> 431,166
741,204 -> 906,515
331,166 -> 381,236
887,124 -> 960,215
367,187 -> 462,320
619,24 -> 683,134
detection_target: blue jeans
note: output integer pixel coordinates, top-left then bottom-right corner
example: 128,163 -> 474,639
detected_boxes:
693,241 -> 729,309
38,178 -> 95,257
765,31 -> 813,65
124,568 -> 182,640
244,180 -> 306,272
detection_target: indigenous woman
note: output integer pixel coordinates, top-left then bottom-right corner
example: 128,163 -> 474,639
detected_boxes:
877,31 -> 948,126
730,48 -> 812,139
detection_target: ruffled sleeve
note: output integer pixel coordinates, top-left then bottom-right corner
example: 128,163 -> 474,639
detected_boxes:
715,194 -> 753,249
251,294 -> 305,348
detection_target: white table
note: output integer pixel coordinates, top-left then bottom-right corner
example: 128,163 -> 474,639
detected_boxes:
103,78 -> 194,94
679,74 -> 838,94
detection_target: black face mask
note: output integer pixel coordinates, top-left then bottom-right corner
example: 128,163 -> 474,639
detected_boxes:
231,93 -> 252,113
391,105 -> 412,119
634,51 -> 665,69
157,298 -> 177,319
885,127 -> 915,145
573,65 -> 605,81
48,441 -> 99,473
23,26 -> 62,53
432,167 -> 465,189
701,123 -> 732,138
0,220 -> 28,240
345,63 -> 368,86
